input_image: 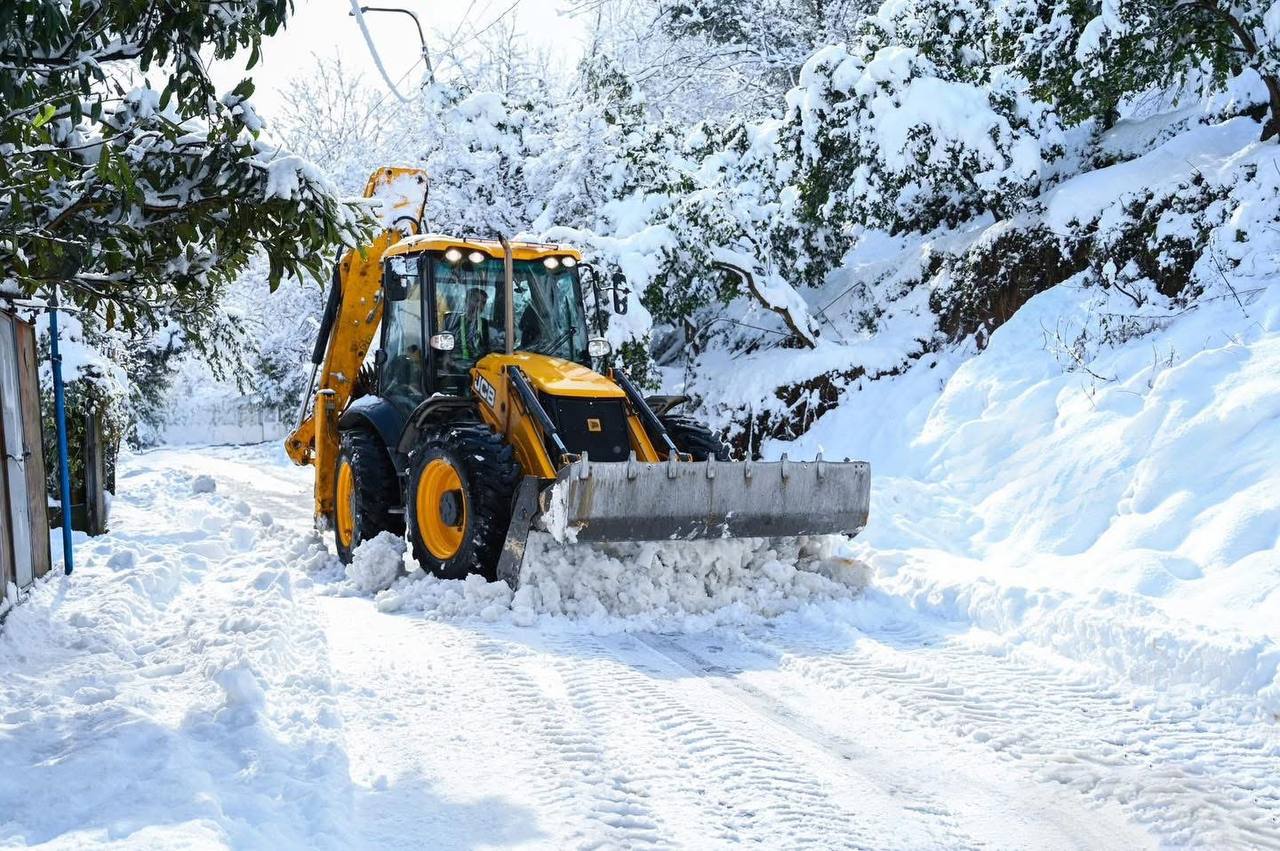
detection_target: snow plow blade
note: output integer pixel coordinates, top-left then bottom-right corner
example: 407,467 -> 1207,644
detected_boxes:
544,454 -> 870,542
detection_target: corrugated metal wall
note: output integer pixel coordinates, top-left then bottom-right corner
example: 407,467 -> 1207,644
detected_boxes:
0,307 -> 51,617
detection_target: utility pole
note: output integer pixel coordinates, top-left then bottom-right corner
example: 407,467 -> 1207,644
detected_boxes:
47,287 -> 74,575
348,5 -> 435,84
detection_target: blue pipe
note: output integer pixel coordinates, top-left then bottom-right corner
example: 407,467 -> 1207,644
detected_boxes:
47,296 -> 74,575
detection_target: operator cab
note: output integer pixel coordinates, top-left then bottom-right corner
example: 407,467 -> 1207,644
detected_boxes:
378,238 -> 591,415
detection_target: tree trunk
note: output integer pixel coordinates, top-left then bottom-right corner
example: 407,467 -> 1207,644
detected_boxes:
1204,3 -> 1280,140
1261,74 -> 1280,140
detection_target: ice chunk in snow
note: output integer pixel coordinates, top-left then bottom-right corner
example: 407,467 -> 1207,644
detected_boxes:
539,480 -> 578,543
191,474 -> 217,494
288,531 -> 341,575
214,663 -> 266,725
105,550 -> 136,571
346,532 -> 406,593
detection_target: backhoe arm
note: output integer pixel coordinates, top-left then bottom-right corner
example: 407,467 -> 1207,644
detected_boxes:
285,167 -> 428,518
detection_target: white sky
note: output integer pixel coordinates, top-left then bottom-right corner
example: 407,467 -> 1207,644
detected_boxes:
209,0 -> 589,118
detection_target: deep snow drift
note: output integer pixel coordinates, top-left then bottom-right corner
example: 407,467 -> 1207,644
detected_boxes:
757,276 -> 1280,713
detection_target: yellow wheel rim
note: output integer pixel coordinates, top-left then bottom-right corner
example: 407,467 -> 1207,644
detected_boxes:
335,459 -> 356,549
416,458 -> 466,560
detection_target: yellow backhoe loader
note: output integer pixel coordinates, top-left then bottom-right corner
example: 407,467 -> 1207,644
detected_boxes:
286,167 -> 870,585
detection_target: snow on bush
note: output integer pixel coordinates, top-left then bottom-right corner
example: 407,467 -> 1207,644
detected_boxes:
785,41 -> 1061,238
345,531 -> 406,594
374,535 -> 868,631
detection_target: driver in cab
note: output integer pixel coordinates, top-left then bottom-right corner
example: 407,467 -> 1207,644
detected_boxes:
443,287 -> 495,367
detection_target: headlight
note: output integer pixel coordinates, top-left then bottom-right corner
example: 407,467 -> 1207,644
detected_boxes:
562,256 -> 577,268
468,251 -> 485,264
587,337 -> 611,358
444,248 -> 462,263
543,256 -> 560,270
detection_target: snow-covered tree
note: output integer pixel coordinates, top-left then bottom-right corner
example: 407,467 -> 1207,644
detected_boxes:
1,0 -> 371,351
998,0 -> 1280,137
775,31 -> 1062,284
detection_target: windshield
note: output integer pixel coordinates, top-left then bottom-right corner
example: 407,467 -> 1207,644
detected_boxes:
431,255 -> 589,380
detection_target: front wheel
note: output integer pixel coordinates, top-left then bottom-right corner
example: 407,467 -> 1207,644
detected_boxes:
659,415 -> 730,461
406,423 -> 520,580
333,428 -> 403,563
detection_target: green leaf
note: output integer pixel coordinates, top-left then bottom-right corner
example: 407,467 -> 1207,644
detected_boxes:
31,103 -> 56,128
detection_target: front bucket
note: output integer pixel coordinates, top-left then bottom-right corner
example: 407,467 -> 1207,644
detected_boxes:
539,453 -> 870,543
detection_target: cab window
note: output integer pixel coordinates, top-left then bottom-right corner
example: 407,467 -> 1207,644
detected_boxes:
380,256 -> 426,412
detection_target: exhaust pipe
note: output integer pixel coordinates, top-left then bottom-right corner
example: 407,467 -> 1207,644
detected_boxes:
499,234 -> 514,355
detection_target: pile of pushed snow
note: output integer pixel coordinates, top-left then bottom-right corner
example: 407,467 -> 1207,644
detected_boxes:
370,534 -> 868,631
345,531 -> 405,593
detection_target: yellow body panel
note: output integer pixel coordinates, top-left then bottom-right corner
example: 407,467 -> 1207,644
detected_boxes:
470,353 -> 661,481
285,167 -> 428,517
386,235 -> 582,263
495,353 -> 625,398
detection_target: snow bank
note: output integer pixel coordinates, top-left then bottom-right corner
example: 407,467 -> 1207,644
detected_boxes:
0,448 -> 352,848
372,535 -> 868,632
771,268 -> 1280,709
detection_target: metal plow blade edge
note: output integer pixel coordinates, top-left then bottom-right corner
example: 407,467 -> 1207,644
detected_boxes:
544,453 -> 870,543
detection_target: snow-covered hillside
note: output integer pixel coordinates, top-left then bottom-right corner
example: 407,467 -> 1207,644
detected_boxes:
671,110 -> 1280,718
781,269 -> 1280,709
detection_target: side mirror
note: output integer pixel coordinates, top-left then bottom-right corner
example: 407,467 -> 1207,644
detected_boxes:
587,337 -> 611,358
610,270 -> 629,315
579,264 -> 608,334
429,333 -> 455,352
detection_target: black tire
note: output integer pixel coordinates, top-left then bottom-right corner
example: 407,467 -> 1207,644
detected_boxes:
659,415 -> 730,461
333,427 -> 403,564
406,423 -> 520,580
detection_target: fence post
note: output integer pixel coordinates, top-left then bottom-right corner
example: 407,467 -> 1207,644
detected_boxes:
84,411 -> 107,536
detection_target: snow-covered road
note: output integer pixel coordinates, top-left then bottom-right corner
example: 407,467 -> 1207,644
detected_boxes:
2,446 -> 1276,849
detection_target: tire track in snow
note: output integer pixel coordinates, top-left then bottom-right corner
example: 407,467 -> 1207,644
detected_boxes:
465,634 -> 674,850
733,616 -> 1280,849
532,632 -> 905,850
617,632 -> 1141,850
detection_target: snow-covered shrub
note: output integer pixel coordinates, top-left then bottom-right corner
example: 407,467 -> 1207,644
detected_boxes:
1087,175 -> 1235,306
999,0 -> 1280,138
781,31 -> 1063,250
36,314 -> 130,502
933,221 -> 1085,346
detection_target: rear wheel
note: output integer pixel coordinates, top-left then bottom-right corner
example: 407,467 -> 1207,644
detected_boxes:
659,415 -> 730,461
333,428 -> 403,563
406,423 -> 520,580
